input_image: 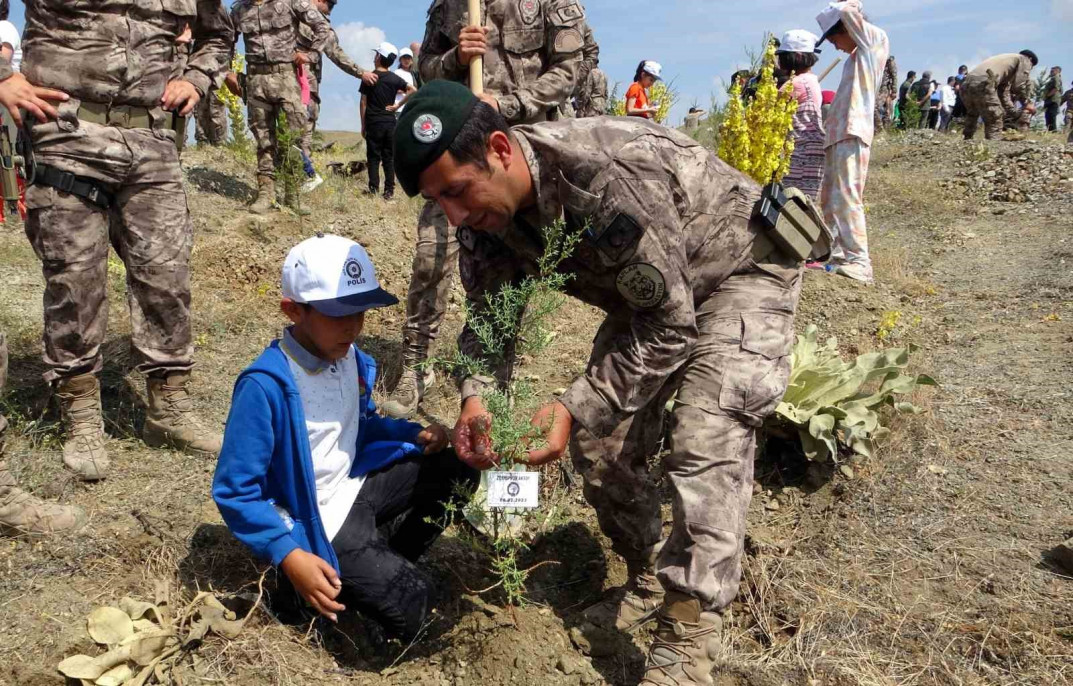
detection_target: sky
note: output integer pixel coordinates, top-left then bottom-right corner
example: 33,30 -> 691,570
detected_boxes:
5,1 -> 1072,129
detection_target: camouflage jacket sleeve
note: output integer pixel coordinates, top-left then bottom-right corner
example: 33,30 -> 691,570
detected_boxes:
185,0 -> 236,97
574,21 -> 598,98
322,30 -> 365,79
418,0 -> 466,84
292,0 -> 332,53
558,147 -> 698,437
496,0 -> 585,122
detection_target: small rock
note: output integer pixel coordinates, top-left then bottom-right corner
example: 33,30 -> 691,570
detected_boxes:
926,464 -> 948,476
839,465 -> 855,480
1052,538 -> 1073,574
764,499 -> 780,512
552,387 -> 567,397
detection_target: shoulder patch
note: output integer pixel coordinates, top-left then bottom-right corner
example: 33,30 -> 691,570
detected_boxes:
589,212 -> 643,263
553,27 -> 584,54
519,0 -> 541,24
616,263 -> 666,309
553,2 -> 585,24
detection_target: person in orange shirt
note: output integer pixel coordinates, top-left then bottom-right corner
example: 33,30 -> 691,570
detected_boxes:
625,60 -> 661,118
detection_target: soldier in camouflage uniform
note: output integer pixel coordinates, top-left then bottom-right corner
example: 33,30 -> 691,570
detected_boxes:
231,0 -> 331,213
296,0 -> 378,156
874,55 -> 897,131
194,81 -> 228,145
962,50 -> 1037,140
381,0 -> 585,418
20,0 -> 233,482
394,81 -> 826,686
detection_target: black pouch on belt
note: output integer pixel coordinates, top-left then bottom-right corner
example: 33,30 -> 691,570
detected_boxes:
754,182 -> 832,262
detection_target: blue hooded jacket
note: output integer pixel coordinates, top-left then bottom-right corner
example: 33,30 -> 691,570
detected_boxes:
212,340 -> 423,573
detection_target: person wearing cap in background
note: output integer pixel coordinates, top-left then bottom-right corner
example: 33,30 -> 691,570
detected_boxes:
296,0 -> 377,180
393,80 -> 829,686
777,30 -> 825,202
213,234 -> 477,641
393,47 -> 417,114
230,0 -> 331,214
961,50 -> 1038,140
360,42 -> 416,200
626,60 -> 662,119
380,0 -> 585,419
815,0 -> 889,285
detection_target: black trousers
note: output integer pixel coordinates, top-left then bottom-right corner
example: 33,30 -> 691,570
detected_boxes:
330,449 -> 477,640
365,120 -> 396,195
1045,103 -> 1060,132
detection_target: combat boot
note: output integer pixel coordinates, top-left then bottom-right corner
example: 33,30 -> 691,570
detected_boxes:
143,371 -> 222,458
582,546 -> 665,631
380,365 -> 435,419
640,591 -> 722,686
249,175 -> 276,214
0,461 -> 86,537
55,373 -> 109,481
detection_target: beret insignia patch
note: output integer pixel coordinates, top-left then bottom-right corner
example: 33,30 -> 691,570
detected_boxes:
616,263 -> 666,309
413,113 -> 443,144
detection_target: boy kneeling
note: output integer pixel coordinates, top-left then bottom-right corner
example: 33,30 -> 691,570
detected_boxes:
213,234 -> 477,639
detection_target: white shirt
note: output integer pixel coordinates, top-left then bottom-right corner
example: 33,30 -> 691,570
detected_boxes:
282,330 -> 365,542
393,68 -> 415,111
939,84 -> 957,109
0,21 -> 21,72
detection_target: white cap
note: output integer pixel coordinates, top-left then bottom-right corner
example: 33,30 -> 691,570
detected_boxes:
641,60 -> 663,80
778,29 -> 821,54
815,2 -> 847,44
399,47 -> 414,59
374,41 -> 398,60
281,234 -> 398,317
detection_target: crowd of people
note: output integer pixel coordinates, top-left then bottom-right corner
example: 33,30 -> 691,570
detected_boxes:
0,2 -> 1066,685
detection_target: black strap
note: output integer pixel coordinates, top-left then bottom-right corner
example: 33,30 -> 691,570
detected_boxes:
33,164 -> 113,209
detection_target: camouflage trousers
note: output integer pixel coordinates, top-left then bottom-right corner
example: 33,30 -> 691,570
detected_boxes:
570,253 -> 803,611
0,330 -> 7,435
194,90 -> 227,146
246,68 -> 309,178
961,74 -> 1008,140
400,200 -> 459,365
24,110 -> 194,383
300,97 -> 321,157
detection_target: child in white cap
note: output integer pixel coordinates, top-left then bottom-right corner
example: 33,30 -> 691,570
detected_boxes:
777,30 -> 825,204
626,60 -> 662,119
815,1 -> 889,284
213,234 -> 477,640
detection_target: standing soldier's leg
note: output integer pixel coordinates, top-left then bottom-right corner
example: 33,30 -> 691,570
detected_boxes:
381,202 -> 458,418
982,83 -> 1006,140
194,96 -> 210,145
642,255 -> 802,686
246,76 -> 277,214
0,329 -> 86,536
276,74 -> 310,208
114,128 -> 220,457
301,98 -> 319,158
208,93 -> 227,145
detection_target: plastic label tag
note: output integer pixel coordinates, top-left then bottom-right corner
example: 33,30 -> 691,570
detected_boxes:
486,471 -> 540,509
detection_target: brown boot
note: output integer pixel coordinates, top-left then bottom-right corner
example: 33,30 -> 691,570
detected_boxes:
640,591 -> 722,686
55,373 -> 109,481
249,174 -> 276,214
582,567 -> 665,631
0,461 -> 86,537
380,365 -> 435,419
143,371 -> 221,458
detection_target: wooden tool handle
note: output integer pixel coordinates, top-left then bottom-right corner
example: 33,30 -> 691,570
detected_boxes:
467,0 -> 484,95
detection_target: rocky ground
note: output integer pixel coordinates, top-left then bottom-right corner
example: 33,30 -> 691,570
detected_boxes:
0,128 -> 1070,686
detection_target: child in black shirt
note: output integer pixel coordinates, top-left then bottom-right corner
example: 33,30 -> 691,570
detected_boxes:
360,42 -> 416,200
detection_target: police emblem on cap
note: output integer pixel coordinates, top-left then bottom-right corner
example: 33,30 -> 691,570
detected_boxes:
616,263 -> 666,309
413,114 -> 443,144
343,258 -> 366,286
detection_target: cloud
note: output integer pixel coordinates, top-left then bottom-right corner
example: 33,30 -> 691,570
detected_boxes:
333,22 -> 385,70
315,22 -> 386,132
1053,0 -> 1073,20
982,19 -> 1041,41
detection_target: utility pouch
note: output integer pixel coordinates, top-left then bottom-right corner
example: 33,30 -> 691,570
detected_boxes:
754,182 -> 831,262
171,113 -> 187,153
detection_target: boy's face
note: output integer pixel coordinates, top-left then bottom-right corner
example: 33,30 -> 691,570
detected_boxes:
830,32 -> 856,54
282,300 -> 366,361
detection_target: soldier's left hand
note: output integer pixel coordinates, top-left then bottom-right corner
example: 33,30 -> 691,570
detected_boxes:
0,72 -> 68,126
525,401 -> 573,466
162,79 -> 201,116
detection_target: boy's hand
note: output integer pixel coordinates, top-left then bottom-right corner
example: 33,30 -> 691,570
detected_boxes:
280,549 -> 345,622
418,423 -> 450,454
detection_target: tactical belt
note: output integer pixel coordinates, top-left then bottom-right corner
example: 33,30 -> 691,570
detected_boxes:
247,62 -> 294,76
34,164 -> 114,209
77,102 -> 157,130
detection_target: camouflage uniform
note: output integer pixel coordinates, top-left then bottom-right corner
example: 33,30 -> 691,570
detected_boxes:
194,84 -> 228,145
383,0 -> 584,415
457,117 -> 805,610
874,56 -> 898,130
231,0 -> 331,178
576,67 -> 608,118
22,0 -> 232,384
296,16 -> 367,153
962,53 -> 1034,140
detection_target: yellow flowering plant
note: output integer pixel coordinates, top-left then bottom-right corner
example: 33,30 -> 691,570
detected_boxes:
718,42 -> 797,185
220,54 -> 250,153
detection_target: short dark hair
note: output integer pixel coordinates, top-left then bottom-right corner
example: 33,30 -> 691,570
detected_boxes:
447,102 -> 510,172
376,53 -> 396,69
907,70 -> 917,79
958,64 -> 968,72
826,20 -> 847,37
777,51 -> 819,73
1020,49 -> 1039,67
0,1 -> 8,21
947,76 -> 956,84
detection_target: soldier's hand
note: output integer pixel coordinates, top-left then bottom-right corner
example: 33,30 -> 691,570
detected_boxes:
294,51 -> 312,66
361,71 -> 379,87
225,72 -> 243,98
0,73 -> 68,126
457,25 -> 489,67
162,79 -> 201,116
453,396 -> 498,470
525,401 -> 572,466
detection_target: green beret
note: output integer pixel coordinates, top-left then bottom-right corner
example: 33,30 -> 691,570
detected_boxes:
393,80 -> 480,197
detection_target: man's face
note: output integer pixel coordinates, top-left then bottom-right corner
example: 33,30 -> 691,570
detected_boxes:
314,0 -> 331,13
419,149 -> 520,234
